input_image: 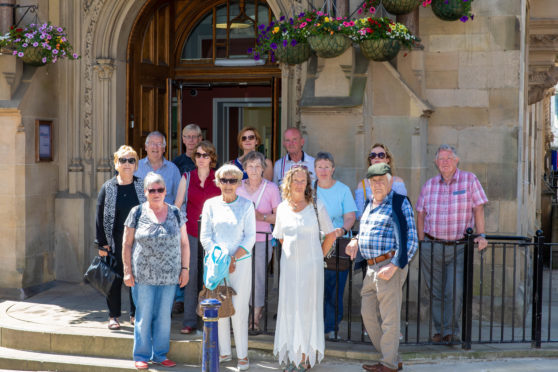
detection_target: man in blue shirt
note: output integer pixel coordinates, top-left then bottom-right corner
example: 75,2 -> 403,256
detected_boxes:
346,163 -> 418,372
135,131 -> 181,204
172,124 -> 202,175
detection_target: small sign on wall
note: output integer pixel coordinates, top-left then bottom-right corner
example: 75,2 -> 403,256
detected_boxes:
35,120 -> 53,162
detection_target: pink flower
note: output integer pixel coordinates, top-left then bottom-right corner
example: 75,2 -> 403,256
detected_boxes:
300,22 -> 307,28
422,0 -> 432,6
369,7 -> 376,13
358,8 -> 363,14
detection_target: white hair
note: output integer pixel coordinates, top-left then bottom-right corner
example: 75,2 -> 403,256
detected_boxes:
143,172 -> 166,190
145,131 -> 167,147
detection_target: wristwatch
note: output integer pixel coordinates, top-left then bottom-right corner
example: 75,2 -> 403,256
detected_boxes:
478,233 -> 486,238
341,227 -> 348,235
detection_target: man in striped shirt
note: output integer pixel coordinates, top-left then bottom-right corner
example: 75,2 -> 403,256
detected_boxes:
346,163 -> 418,372
416,144 -> 488,344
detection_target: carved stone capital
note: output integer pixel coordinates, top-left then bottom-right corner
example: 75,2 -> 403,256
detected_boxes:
93,58 -> 115,80
528,66 -> 558,104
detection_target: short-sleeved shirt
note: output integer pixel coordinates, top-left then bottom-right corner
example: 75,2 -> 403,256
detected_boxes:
185,169 -> 221,237
173,153 -> 196,175
273,152 -> 316,188
416,169 -> 488,240
316,181 -> 357,229
236,179 -> 282,241
135,157 -> 181,204
125,203 -> 185,286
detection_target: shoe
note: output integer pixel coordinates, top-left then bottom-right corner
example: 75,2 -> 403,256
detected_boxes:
219,355 -> 232,363
431,333 -> 442,343
134,361 -> 148,370
362,363 -> 397,372
172,301 -> 184,314
442,334 -> 460,343
130,316 -> 135,326
158,359 -> 176,367
108,317 -> 120,330
180,326 -> 194,334
237,358 -> 250,370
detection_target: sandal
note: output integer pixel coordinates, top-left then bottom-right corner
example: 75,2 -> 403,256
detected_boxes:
219,355 -> 232,363
108,318 -> 120,330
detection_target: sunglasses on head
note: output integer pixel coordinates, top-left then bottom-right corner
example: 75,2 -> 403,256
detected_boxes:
195,152 -> 211,159
241,134 -> 256,142
118,157 -> 136,164
219,178 -> 238,185
148,187 -> 165,194
291,164 -> 308,170
368,152 -> 387,160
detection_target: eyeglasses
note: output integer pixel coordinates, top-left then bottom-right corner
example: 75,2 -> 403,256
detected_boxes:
241,135 -> 256,141
368,152 -> 387,160
147,142 -> 165,148
148,187 -> 165,194
118,158 -> 136,164
183,135 -> 200,140
195,152 -> 211,159
219,178 -> 238,185
291,164 -> 308,170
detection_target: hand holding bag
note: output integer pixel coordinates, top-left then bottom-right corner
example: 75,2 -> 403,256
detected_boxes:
83,251 -> 121,297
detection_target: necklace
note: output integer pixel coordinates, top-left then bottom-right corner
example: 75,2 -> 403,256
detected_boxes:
289,198 -> 307,212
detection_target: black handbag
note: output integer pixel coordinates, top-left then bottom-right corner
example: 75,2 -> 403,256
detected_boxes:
324,237 -> 353,271
84,251 -> 121,297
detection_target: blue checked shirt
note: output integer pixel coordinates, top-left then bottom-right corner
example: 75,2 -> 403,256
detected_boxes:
357,190 -> 418,268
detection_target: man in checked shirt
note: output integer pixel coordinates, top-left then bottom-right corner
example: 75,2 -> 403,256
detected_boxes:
346,163 -> 418,372
416,144 -> 488,344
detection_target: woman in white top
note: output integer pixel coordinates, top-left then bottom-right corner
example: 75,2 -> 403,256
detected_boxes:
273,166 -> 336,371
199,164 -> 256,371
355,143 -> 407,218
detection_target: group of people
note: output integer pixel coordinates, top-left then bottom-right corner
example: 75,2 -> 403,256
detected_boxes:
95,123 -> 489,372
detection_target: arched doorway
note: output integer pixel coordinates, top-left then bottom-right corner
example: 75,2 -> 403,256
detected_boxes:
127,0 -> 281,163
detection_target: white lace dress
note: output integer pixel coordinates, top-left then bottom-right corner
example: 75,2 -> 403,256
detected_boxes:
272,199 -> 334,367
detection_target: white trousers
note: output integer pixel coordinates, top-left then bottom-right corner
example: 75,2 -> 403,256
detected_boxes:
218,256 -> 252,359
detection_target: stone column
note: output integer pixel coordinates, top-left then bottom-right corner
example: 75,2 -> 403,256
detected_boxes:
93,58 -> 115,191
0,0 -> 14,34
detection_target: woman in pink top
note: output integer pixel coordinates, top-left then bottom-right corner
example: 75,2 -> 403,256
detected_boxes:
174,140 -> 221,334
236,151 -> 281,332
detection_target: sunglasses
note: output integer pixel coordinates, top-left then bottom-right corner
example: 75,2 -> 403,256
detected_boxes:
148,187 -> 165,194
368,152 -> 387,160
219,178 -> 239,185
195,152 -> 211,159
118,158 -> 136,164
241,135 -> 256,141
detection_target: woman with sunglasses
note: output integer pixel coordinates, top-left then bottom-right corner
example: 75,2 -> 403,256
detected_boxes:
123,172 -> 190,370
232,127 -> 274,181
273,165 -> 336,371
355,143 -> 407,218
95,145 -> 145,330
174,140 -> 221,335
200,164 -> 256,371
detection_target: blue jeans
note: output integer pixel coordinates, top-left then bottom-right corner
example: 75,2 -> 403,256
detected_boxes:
131,283 -> 175,362
324,268 -> 349,334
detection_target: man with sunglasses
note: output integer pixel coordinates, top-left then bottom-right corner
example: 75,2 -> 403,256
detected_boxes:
173,124 -> 203,175
273,127 -> 316,187
135,131 -> 181,204
416,144 -> 488,344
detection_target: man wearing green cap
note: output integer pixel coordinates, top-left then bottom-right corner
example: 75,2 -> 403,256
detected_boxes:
346,163 -> 418,372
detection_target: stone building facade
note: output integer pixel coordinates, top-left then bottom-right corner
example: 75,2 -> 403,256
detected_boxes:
0,0 -> 557,297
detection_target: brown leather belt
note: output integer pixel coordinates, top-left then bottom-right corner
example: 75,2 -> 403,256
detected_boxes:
424,233 -> 466,245
366,251 -> 395,266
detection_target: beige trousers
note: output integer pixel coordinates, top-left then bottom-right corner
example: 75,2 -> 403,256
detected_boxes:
361,260 -> 408,370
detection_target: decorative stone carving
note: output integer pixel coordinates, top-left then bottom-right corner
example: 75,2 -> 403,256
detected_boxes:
528,66 -> 558,105
93,58 -> 115,80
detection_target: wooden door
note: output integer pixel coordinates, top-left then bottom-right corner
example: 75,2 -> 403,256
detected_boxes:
127,1 -> 174,159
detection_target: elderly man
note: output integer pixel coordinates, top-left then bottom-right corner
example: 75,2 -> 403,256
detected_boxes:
135,131 -> 181,204
172,124 -> 203,175
416,144 -> 488,343
346,163 -> 418,372
273,127 -> 315,186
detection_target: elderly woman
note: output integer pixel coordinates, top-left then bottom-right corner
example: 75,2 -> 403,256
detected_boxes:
174,140 -> 221,334
355,143 -> 407,218
232,127 -> 274,181
273,166 -> 336,371
200,164 -> 256,371
236,151 -> 281,331
123,172 -> 190,370
95,145 -> 145,330
314,152 -> 357,339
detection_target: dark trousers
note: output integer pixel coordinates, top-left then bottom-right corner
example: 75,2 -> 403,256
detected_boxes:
106,244 -> 136,318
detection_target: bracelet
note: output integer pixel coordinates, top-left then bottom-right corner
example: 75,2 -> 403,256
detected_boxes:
181,267 -> 189,271
478,233 -> 486,238
342,227 -> 348,235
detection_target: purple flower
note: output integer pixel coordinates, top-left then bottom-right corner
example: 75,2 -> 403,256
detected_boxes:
471,14 -> 475,20
72,53 -> 78,59
42,57 -> 47,63
12,50 -> 17,56
61,37 -> 66,42
17,52 -> 24,57
57,27 -> 63,32
258,24 -> 265,30
22,43 -> 28,47
247,48 -> 253,54
52,49 -> 59,55
289,18 -> 293,24
14,38 -> 20,42
254,53 -> 260,60
52,57 -> 57,63
290,39 -> 297,46
298,12 -> 305,18
270,42 -> 277,50
280,16 -> 285,21
46,34 -> 52,40
460,15 -> 469,22
283,39 -> 288,47
32,42 -> 38,47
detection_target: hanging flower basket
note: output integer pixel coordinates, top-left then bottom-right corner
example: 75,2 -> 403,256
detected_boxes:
307,34 -> 351,58
359,38 -> 401,61
431,0 -> 473,21
274,41 -> 312,65
20,46 -> 46,66
381,0 -> 422,15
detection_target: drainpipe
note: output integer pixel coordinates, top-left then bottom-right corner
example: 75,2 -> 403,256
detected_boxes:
0,0 -> 15,34
517,0 -> 527,235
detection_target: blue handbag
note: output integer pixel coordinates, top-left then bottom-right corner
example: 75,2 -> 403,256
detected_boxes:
203,246 -> 231,290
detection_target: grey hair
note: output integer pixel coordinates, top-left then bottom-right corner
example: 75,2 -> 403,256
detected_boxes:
143,172 -> 166,190
145,131 -> 167,147
241,151 -> 266,170
215,164 -> 244,184
435,144 -> 458,158
315,151 -> 335,168
183,124 -> 202,136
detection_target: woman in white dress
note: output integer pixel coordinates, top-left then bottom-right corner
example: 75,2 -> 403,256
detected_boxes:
273,165 -> 336,371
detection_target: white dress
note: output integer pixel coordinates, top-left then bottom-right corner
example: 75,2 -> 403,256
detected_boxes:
272,199 -> 334,367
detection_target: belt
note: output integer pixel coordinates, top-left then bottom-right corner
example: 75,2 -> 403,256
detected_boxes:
424,233 -> 466,245
366,251 -> 395,266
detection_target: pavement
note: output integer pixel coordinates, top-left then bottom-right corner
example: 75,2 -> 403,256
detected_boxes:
0,281 -> 558,371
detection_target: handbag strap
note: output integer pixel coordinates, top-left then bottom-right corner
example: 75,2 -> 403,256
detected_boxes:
183,171 -> 190,207
254,180 -> 267,209
312,180 -> 322,233
362,179 -> 367,200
